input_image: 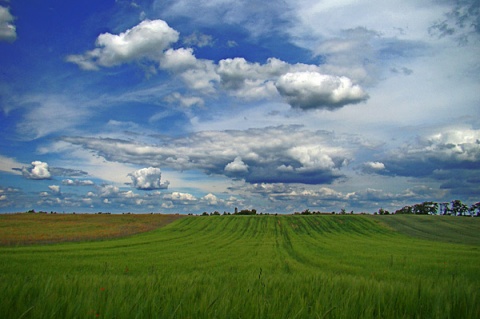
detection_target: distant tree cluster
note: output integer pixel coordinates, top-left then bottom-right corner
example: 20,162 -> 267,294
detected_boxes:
395,200 -> 480,216
293,209 -> 349,215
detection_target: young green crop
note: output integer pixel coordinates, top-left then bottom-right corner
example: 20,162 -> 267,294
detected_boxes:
1,215 -> 479,318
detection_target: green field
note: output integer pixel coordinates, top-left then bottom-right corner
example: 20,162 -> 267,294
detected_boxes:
1,214 -> 479,318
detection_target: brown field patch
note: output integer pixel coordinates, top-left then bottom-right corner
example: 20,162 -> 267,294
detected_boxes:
0,213 -> 184,246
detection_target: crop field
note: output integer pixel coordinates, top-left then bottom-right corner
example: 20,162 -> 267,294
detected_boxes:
1,214 -> 479,318
0,213 -> 183,245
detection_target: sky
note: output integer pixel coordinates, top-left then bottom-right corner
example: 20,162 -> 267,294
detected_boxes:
0,0 -> 479,214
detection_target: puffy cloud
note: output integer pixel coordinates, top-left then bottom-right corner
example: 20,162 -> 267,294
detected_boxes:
361,161 -> 386,174
61,126 -> 351,185
384,129 -> 480,177
22,161 -> 51,180
216,57 -> 286,96
128,167 -> 169,190
202,193 -> 220,205
67,19 -> 369,110
163,191 -> 196,203
48,185 -> 61,194
160,48 -> 198,72
177,59 -> 220,93
0,5 -> 16,43
275,72 -> 369,110
288,146 -> 337,171
66,19 -> 179,70
98,185 -> 120,197
225,156 -> 249,173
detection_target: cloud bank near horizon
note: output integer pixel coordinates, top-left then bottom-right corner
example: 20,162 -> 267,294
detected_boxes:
0,0 -> 479,214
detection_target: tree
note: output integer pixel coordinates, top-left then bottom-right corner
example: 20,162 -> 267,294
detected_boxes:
451,200 -> 468,216
413,202 -> 438,215
378,208 -> 389,215
439,202 -> 450,215
395,206 -> 413,214
469,202 -> 480,217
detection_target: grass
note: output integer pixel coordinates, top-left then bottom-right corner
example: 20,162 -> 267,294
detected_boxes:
371,214 -> 480,245
1,214 -> 479,318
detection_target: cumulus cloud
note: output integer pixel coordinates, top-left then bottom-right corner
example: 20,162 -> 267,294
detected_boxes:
128,167 -> 169,190
0,5 -> 16,43
61,126 -> 351,185
68,19 -> 369,110
22,161 -> 51,180
202,193 -> 220,205
98,184 -> 120,197
361,161 -> 386,174
375,128 -> 480,199
48,185 -> 61,194
216,57 -> 287,99
225,156 -> 249,173
384,129 -> 480,177
163,192 -> 197,204
275,72 -> 369,110
66,19 -> 179,70
160,48 -> 198,72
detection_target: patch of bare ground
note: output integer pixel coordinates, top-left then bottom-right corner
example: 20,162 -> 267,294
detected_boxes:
0,213 -> 184,246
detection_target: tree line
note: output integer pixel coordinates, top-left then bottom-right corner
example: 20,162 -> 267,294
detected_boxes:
383,200 -> 480,216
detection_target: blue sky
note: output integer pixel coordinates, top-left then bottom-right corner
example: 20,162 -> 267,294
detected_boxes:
0,0 -> 479,214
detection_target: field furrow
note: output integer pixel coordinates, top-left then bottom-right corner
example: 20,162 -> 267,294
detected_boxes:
1,214 -> 479,318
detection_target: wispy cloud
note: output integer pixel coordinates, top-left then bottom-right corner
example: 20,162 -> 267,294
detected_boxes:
0,5 -> 16,43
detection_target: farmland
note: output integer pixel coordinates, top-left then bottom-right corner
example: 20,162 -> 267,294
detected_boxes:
0,213 -> 183,245
1,214 -> 479,318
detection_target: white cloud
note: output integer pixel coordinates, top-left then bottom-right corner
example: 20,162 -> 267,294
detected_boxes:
388,129 -> 480,169
98,185 -> 119,197
225,156 -> 249,173
0,155 -> 24,175
62,179 -> 95,186
61,126 -> 352,185
16,95 -> 90,140
160,48 -> 198,72
183,32 -> 214,47
129,167 -> 169,190
67,19 -> 370,110
22,161 -> 51,180
202,193 -> 220,205
48,185 -> 61,194
164,92 -> 204,108
0,5 -> 16,43
216,57 -> 286,100
288,146 -> 337,171
275,72 -> 369,110
177,59 -> 220,93
66,19 -> 179,70
361,161 -> 386,174
163,191 -> 196,202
